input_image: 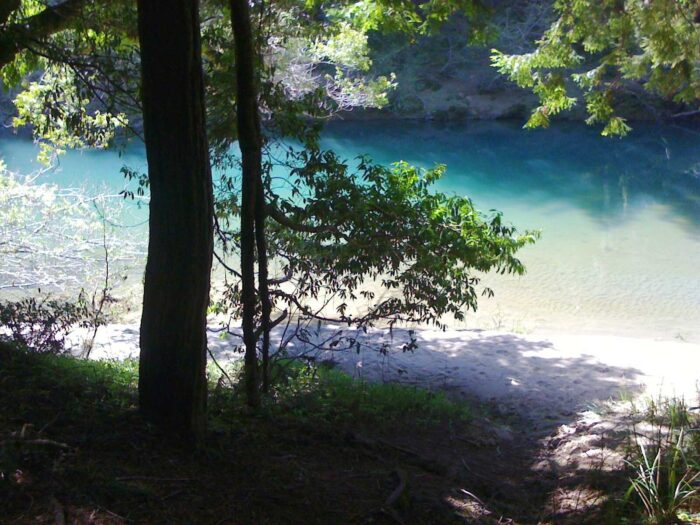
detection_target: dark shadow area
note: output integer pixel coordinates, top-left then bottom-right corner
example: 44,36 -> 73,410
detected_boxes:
54,326 -> 650,523
0,341 -> 464,524
288,327 -> 648,523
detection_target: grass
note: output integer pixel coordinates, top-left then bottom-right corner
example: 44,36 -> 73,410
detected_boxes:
621,396 -> 700,524
0,341 -> 504,524
267,359 -> 470,427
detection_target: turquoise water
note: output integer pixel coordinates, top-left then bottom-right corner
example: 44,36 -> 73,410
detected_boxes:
2,121 -> 699,341
322,122 -> 700,342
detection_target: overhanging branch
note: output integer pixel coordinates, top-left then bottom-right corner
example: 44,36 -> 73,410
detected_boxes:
266,203 -> 349,239
0,0 -> 86,70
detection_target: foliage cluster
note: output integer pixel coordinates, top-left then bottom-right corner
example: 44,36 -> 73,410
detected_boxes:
213,148 -> 538,334
13,65 -> 127,165
0,295 -> 102,353
492,0 -> 700,136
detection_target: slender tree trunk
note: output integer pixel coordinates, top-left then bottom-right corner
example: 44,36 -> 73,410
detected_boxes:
230,0 -> 271,404
136,0 -> 213,443
255,188 -> 272,394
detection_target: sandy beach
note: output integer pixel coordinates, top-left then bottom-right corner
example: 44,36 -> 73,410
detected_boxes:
72,324 -> 700,428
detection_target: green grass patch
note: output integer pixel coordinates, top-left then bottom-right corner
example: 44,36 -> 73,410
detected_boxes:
265,360 -> 471,429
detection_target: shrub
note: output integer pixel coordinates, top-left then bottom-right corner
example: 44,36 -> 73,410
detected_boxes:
0,295 -> 96,353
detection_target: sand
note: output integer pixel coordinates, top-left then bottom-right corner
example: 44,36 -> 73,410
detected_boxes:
70,323 -> 700,427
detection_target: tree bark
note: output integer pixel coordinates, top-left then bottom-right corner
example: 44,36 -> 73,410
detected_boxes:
230,0 -> 270,405
136,0 -> 213,443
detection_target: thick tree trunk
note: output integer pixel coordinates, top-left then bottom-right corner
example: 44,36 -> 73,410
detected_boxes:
230,0 -> 270,405
136,0 -> 213,442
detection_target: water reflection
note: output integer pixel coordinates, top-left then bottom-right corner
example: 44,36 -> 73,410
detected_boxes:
322,121 -> 700,233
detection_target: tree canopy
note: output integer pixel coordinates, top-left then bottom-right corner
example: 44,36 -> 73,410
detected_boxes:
492,0 -> 700,136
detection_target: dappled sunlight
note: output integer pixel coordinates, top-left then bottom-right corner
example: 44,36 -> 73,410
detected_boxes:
71,321 -> 700,444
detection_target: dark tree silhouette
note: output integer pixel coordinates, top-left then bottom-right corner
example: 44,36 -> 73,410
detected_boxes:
136,0 -> 214,442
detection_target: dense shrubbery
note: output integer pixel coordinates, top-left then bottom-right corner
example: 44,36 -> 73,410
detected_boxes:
0,295 -> 102,354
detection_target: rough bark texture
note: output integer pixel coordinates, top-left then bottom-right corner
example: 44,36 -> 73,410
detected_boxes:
230,0 -> 268,406
136,0 -> 213,442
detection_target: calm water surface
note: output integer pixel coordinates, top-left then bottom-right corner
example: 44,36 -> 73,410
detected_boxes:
2,121 -> 699,341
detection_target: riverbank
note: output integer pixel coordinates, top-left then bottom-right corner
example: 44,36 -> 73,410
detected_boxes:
62,323 -> 700,522
6,323 -> 699,523
72,323 -> 700,429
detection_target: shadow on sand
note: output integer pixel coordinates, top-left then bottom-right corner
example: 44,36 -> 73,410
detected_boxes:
81,323 -> 649,522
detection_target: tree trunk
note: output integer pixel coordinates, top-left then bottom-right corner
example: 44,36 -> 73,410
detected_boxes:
136,0 -> 213,443
230,0 -> 270,406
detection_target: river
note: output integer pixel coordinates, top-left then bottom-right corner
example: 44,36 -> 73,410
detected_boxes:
2,120 -> 699,342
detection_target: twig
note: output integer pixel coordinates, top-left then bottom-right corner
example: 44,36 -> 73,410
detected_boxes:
384,469 -> 408,508
379,470 -> 407,525
38,412 -> 61,435
115,476 -> 195,482
671,109 -> 700,119
1,438 -> 71,449
459,488 -> 488,508
161,489 -> 185,501
208,347 -> 235,386
376,470 -> 407,524
98,506 -> 130,522
50,496 -> 66,525
83,211 -> 111,358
